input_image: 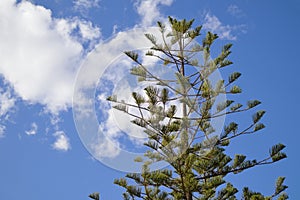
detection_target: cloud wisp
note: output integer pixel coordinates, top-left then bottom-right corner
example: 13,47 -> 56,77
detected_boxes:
52,131 -> 71,151
134,0 -> 173,27
73,0 -> 100,15
227,4 -> 245,18
25,122 -> 38,136
203,13 -> 246,40
0,83 -> 16,120
0,77 -> 16,138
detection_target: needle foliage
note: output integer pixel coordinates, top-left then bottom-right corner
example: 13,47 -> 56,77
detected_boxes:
103,17 -> 288,200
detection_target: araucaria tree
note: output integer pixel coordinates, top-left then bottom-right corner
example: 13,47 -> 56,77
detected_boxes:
107,17 -> 288,199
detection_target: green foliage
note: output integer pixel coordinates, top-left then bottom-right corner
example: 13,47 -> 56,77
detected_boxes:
232,154 -> 246,169
216,100 -> 234,113
247,100 -> 261,108
275,177 -> 288,196
254,123 -> 266,132
132,92 -> 145,106
270,144 -> 287,162
130,66 -> 147,82
241,177 -> 289,200
103,17 -> 288,200
230,103 -> 243,111
228,72 -> 241,83
88,192 -> 100,200
124,51 -> 139,62
252,110 -> 266,123
230,85 -> 242,94
223,122 -> 238,136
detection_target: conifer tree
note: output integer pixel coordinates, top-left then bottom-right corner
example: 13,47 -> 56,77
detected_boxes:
105,17 -> 287,200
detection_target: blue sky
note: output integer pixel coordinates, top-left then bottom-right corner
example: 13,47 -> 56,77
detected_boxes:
0,0 -> 299,199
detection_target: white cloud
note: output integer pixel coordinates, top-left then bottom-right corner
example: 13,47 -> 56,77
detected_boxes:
55,17 -> 101,50
0,0 -> 101,115
135,0 -> 173,26
78,20 -> 101,41
98,89 -> 147,142
73,27 -> 161,161
52,131 -> 71,151
79,42 -> 172,159
0,81 -> 16,137
95,51 -> 167,143
25,122 -> 38,135
92,125 -> 121,159
91,72 -> 146,159
203,13 -> 246,40
0,86 -> 16,118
